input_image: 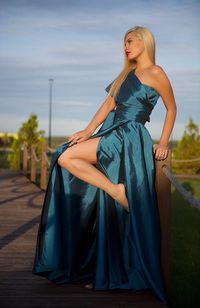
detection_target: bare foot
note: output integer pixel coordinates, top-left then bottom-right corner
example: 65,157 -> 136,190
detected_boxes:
84,283 -> 93,289
112,183 -> 129,212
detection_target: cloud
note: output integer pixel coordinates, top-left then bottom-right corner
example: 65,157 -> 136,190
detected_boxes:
0,0 -> 199,139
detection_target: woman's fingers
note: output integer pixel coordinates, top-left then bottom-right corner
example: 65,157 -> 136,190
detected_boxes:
76,137 -> 85,143
153,144 -> 168,160
68,134 -> 86,146
155,149 -> 168,160
67,129 -> 92,145
68,134 -> 79,143
67,135 -> 74,142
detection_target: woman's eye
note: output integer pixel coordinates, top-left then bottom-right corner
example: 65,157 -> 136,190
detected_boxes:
125,40 -> 132,47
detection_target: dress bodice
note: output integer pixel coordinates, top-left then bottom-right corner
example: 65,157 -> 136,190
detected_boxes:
105,70 -> 160,125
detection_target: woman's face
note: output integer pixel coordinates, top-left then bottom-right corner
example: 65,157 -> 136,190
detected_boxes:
124,32 -> 144,60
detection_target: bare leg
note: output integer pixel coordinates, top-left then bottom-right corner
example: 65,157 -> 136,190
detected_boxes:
58,137 -> 129,289
57,137 -> 129,211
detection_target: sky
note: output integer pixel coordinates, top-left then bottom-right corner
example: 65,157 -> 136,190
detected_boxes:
0,0 -> 199,141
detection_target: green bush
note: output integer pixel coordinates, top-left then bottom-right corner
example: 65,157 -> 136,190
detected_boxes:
172,118 -> 200,174
8,114 -> 46,170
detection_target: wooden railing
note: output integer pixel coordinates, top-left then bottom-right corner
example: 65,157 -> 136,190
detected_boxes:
155,151 -> 171,297
20,141 -> 172,298
21,142 -> 51,190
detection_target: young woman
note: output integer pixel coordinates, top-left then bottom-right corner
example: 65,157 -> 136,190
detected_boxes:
32,26 -> 177,305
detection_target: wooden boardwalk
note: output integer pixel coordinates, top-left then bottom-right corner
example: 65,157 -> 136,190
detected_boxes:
0,169 -> 169,308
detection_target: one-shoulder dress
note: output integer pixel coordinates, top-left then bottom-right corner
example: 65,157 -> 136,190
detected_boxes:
32,69 -> 168,304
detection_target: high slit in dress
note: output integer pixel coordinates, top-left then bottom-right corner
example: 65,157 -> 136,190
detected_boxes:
32,69 -> 169,304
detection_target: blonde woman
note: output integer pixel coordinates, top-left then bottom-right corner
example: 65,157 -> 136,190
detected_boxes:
32,26 -> 176,305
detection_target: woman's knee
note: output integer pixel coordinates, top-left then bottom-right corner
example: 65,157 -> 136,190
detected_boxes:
57,150 -> 71,167
57,137 -> 101,166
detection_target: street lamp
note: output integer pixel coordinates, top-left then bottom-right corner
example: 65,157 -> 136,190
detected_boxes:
48,78 -> 54,148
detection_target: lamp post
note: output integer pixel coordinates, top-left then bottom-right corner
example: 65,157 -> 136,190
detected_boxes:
48,78 -> 54,148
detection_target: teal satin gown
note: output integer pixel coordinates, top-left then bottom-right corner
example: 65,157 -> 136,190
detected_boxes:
32,69 -> 168,304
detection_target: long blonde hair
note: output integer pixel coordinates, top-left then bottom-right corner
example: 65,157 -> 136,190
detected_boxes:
106,26 -> 156,98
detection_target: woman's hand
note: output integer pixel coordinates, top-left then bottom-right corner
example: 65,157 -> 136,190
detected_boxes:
67,128 -> 94,146
153,143 -> 169,161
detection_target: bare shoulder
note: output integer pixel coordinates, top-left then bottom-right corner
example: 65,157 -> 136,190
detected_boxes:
149,65 -> 177,113
150,65 -> 168,81
149,65 -> 173,94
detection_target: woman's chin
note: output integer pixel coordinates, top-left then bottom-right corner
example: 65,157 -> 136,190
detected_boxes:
126,54 -> 135,61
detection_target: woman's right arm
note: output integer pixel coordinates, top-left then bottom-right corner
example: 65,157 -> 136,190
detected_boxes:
67,95 -> 116,146
85,95 -> 116,134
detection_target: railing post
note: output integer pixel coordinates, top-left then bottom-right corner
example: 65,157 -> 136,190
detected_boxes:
40,142 -> 47,190
155,149 -> 171,298
30,144 -> 36,182
23,142 -> 28,175
19,146 -> 23,171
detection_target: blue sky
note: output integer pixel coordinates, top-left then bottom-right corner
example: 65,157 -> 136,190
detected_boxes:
0,0 -> 199,140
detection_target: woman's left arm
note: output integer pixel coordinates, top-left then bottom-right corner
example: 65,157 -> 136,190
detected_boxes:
152,66 -> 177,160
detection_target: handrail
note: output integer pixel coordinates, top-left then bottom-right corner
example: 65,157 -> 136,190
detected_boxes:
47,146 -> 55,154
172,157 -> 200,163
20,142 -> 51,190
162,165 -> 200,210
43,152 -> 50,166
30,144 -> 36,182
32,147 -> 40,163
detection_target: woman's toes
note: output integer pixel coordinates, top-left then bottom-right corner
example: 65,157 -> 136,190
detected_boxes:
84,283 -> 93,289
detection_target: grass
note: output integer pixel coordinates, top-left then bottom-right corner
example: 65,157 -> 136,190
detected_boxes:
0,151 -> 10,168
170,180 -> 200,307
